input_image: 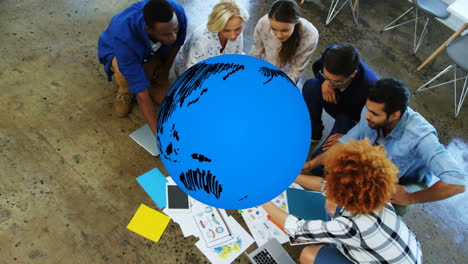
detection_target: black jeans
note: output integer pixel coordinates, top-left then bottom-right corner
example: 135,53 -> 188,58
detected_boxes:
302,78 -> 357,175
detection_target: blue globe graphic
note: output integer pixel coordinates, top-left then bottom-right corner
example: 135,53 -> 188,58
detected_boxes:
157,54 -> 311,209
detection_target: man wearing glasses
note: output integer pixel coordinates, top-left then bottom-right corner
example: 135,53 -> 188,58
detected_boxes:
302,44 -> 377,153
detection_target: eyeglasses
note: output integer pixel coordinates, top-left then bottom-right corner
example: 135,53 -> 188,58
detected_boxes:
319,69 -> 354,89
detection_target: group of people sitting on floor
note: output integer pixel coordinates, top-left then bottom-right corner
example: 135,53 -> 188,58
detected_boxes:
97,0 -> 466,263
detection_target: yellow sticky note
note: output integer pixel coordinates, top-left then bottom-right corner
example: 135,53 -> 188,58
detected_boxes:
127,204 -> 171,242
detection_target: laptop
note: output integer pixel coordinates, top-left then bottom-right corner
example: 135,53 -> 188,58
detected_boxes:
247,238 -> 295,264
129,124 -> 160,156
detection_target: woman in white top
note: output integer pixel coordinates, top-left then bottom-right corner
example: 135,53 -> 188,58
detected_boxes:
251,0 -> 319,84
174,0 -> 249,76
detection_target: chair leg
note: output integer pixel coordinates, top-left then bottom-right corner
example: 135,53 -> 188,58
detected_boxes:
413,9 -> 430,53
415,64 -> 454,93
326,0 -> 351,25
415,64 -> 467,118
350,0 -> 359,24
383,6 -> 416,31
454,70 -> 468,118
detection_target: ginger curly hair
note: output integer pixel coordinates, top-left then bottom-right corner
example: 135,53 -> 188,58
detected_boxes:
324,139 -> 398,214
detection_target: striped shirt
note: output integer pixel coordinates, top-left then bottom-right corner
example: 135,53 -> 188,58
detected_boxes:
284,203 -> 422,263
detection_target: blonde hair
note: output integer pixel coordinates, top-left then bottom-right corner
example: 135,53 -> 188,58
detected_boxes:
207,0 -> 249,33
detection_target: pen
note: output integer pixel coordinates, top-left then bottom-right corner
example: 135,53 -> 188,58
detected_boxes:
267,215 -> 286,234
216,208 -> 232,236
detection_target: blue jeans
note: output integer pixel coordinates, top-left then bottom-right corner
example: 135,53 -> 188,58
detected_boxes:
315,244 -> 352,263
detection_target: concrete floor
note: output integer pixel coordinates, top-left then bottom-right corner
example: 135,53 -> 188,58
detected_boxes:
0,0 -> 466,263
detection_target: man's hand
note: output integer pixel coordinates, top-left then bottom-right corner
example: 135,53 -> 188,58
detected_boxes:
294,175 -> 323,191
321,81 -> 337,104
322,133 -> 344,151
136,90 -> 157,135
390,185 -> 415,206
325,199 -> 337,217
391,181 -> 464,205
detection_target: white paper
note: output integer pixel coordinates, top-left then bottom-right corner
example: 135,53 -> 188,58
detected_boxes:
163,206 -> 199,238
195,216 -> 254,264
192,200 -> 233,248
240,191 -> 290,246
162,195 -> 232,240
241,206 -> 289,246
166,176 -> 176,185
289,182 -> 304,190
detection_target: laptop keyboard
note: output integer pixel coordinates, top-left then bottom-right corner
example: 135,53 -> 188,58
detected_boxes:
252,249 -> 279,264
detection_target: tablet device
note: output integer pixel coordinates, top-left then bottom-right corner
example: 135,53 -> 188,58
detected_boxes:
166,184 -> 191,212
129,124 -> 160,156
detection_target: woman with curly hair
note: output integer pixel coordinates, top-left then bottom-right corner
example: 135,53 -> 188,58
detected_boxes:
262,139 -> 422,264
174,0 -> 248,76
251,0 -> 319,84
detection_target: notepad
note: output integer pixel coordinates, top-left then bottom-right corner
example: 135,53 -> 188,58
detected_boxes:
127,204 -> 170,243
286,188 -> 329,246
286,188 -> 328,221
136,168 -> 168,209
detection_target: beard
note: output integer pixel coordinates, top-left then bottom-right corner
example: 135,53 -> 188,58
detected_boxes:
367,118 -> 391,130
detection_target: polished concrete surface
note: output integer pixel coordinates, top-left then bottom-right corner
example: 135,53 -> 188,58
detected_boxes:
0,0 -> 467,263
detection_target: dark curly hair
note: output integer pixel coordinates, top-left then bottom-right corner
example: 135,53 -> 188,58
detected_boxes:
324,139 -> 398,214
143,0 -> 174,28
367,78 -> 410,116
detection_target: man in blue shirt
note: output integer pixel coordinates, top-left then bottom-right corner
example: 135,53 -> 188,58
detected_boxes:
302,44 -> 378,146
98,0 -> 187,135
301,78 -> 465,215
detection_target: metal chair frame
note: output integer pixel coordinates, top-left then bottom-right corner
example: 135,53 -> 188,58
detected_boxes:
415,64 -> 468,118
326,0 -> 359,25
382,5 -> 431,53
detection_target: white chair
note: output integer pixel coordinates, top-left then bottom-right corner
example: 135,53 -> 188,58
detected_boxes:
382,0 -> 450,53
325,0 -> 359,25
415,34 -> 468,118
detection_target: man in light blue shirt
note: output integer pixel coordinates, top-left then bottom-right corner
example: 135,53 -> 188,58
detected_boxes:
301,78 -> 465,215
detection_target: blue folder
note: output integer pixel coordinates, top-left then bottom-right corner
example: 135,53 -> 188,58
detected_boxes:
136,168 -> 168,209
286,188 -> 328,221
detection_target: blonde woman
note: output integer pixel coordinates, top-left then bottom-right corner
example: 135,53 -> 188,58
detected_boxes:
251,0 -> 319,84
174,0 -> 248,76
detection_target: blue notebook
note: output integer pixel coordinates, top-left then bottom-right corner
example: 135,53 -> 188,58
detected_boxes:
136,168 -> 168,209
286,188 -> 329,246
286,188 -> 328,221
